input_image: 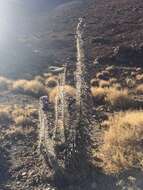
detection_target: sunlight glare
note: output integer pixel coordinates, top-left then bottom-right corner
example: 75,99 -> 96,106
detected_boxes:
0,0 -> 13,43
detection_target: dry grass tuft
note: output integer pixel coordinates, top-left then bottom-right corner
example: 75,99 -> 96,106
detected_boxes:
90,78 -> 99,87
12,105 -> 38,127
0,106 -> 13,124
0,105 -> 38,127
98,111 -> 143,174
43,73 -> 53,78
99,80 -> 110,88
109,78 -> 118,85
136,84 -> 143,94
125,78 -> 135,88
45,76 -> 58,88
34,75 -> 45,84
96,72 -> 109,80
13,79 -> 46,97
49,85 -> 76,103
91,87 -> 107,103
0,76 -> 13,91
106,88 -> 132,109
91,87 -> 132,108
105,66 -> 115,72
112,83 -> 122,90
15,115 -> 33,127
136,74 -> 143,83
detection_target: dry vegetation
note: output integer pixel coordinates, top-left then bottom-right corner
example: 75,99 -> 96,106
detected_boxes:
12,105 -> 38,127
49,85 -> 76,103
106,88 -> 132,109
136,84 -> 143,94
109,78 -> 118,85
0,106 -> 13,124
0,77 -> 13,91
45,76 -> 58,88
125,78 -> 135,88
98,111 -> 143,174
13,79 -> 47,97
91,87 -> 106,103
136,74 -> 143,82
0,68 -> 142,179
99,80 -> 110,88
0,105 -> 38,127
0,74 -> 60,98
91,86 -> 132,109
90,78 -> 99,87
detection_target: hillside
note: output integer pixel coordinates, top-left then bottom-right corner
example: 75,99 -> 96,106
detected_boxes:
1,0 -> 143,77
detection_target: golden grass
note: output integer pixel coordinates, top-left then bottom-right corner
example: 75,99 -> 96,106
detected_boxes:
125,78 -> 135,88
12,105 -> 38,127
136,74 -> 143,82
0,104 -> 38,127
106,88 -> 131,109
96,71 -> 110,80
12,105 -> 37,117
15,115 -> 33,127
109,78 -> 118,85
98,111 -> 143,174
0,106 -> 13,124
90,78 -> 99,87
45,76 -> 58,88
13,79 -> 46,97
13,79 -> 27,92
49,85 -> 76,103
43,73 -> 53,78
0,76 -> 13,91
112,83 -> 121,90
91,87 -> 106,102
105,66 -> 115,72
136,84 -> 143,94
91,87 -> 132,109
34,75 -> 45,84
99,80 -> 110,88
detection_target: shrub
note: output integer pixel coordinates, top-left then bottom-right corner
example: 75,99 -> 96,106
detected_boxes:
0,106 -> 13,124
90,78 -> 99,87
0,77 -> 12,91
106,88 -> 131,109
91,87 -> 107,103
136,74 -> 143,82
45,76 -> 58,88
99,80 -> 110,88
112,83 -> 122,90
125,78 -> 135,88
25,105 -> 38,117
136,84 -> 143,94
13,80 -> 28,93
15,115 -> 33,127
105,66 -> 115,72
43,73 -> 53,78
12,105 -> 38,127
49,85 -> 76,103
109,78 -> 118,85
96,72 -> 109,80
98,111 -> 143,174
13,79 -> 46,97
24,80 -> 46,97
12,105 -> 37,117
34,75 -> 45,84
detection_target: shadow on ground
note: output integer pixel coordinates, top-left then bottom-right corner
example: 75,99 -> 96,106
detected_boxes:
0,146 -> 11,190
